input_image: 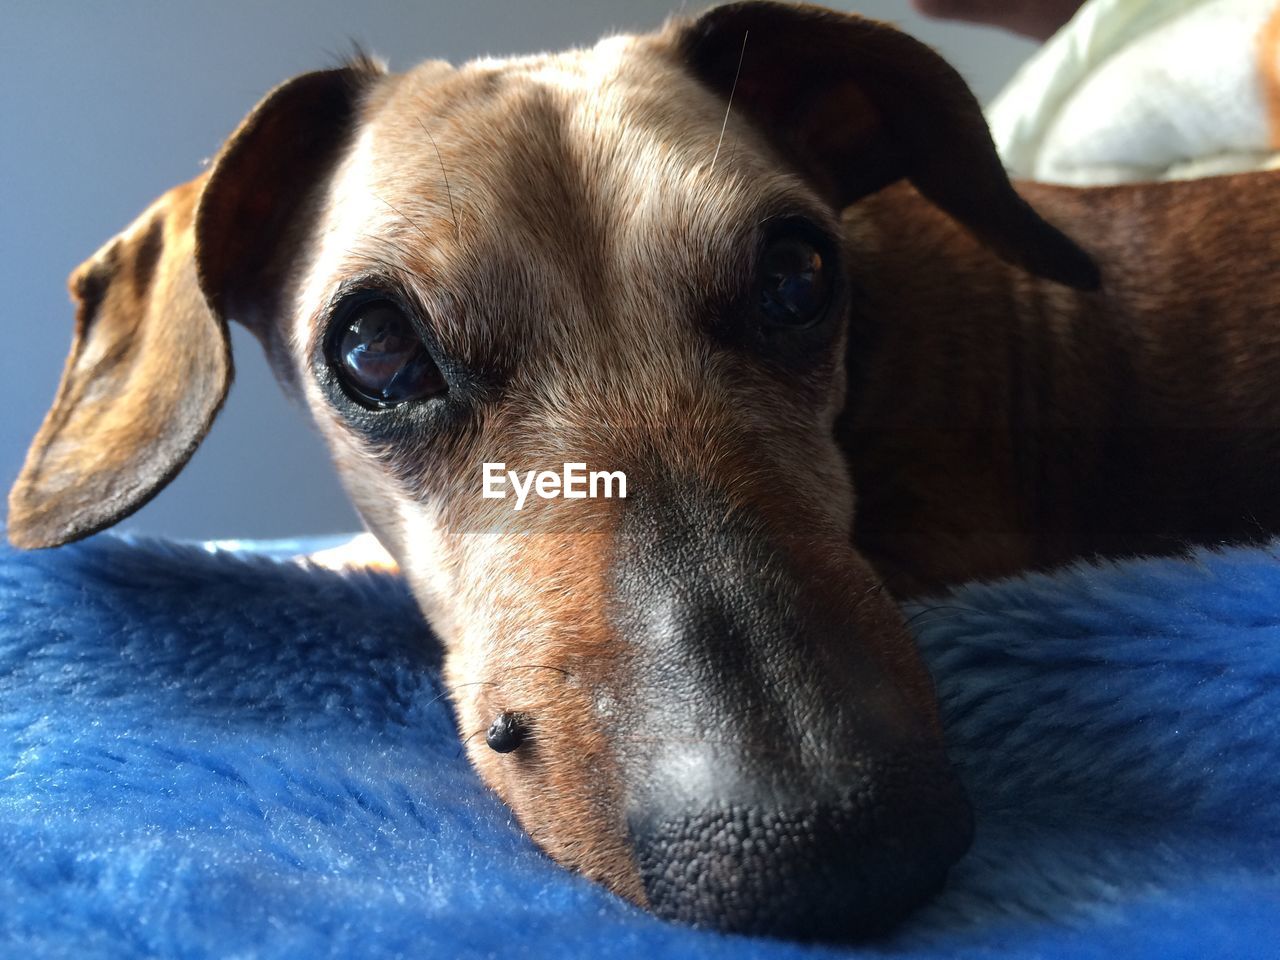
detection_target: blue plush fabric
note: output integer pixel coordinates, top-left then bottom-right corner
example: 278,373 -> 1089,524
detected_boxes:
1,534 -> 1277,958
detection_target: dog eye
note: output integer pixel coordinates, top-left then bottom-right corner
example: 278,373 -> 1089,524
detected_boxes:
758,232 -> 832,328
328,300 -> 445,408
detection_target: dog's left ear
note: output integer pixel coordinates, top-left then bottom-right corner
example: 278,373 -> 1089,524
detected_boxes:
7,64 -> 380,549
677,1 -> 1100,290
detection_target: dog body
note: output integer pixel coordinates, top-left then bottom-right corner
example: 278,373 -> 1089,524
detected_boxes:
9,1 -> 1277,941
845,173 -> 1280,594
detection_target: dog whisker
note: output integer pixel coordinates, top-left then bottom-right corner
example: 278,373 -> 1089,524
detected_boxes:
418,119 -> 461,241
902,603 -> 982,630
456,725 -> 489,759
508,663 -> 574,678
428,664 -> 576,714
375,194 -> 433,245
709,29 -> 748,174
423,679 -> 497,710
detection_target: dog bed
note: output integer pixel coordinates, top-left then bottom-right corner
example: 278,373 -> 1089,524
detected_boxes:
1,532 -> 1277,958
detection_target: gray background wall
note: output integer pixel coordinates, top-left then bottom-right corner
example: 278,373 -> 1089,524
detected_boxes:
0,1 -> 1034,541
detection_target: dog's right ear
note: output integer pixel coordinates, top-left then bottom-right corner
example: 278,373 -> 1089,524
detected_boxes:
7,64 -> 380,549
676,1 -> 1099,291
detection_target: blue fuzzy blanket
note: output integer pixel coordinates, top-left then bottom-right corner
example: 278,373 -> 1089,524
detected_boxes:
1,534 -> 1277,959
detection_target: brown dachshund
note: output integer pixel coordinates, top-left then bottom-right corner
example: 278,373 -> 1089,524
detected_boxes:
8,0 -> 1276,941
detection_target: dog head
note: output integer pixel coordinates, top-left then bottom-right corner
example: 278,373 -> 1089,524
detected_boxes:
8,2 -> 1096,939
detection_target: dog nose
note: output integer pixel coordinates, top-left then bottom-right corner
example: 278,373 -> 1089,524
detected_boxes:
627,748 -> 972,940
610,486 -> 971,936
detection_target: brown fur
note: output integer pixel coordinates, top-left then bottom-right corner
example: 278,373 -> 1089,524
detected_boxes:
7,180 -> 230,549
7,0 -> 1277,934
843,173 -> 1280,594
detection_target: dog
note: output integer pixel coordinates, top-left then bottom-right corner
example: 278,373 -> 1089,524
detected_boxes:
9,0 -> 1277,942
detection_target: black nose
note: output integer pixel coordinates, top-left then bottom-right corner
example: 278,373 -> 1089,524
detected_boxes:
628,748 -> 973,940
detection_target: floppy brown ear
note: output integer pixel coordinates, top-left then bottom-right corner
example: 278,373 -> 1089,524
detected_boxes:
6,180 -> 229,549
7,63 -> 380,549
677,1 -> 1100,290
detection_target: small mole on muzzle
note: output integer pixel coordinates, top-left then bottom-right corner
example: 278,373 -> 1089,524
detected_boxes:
485,711 -> 528,753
